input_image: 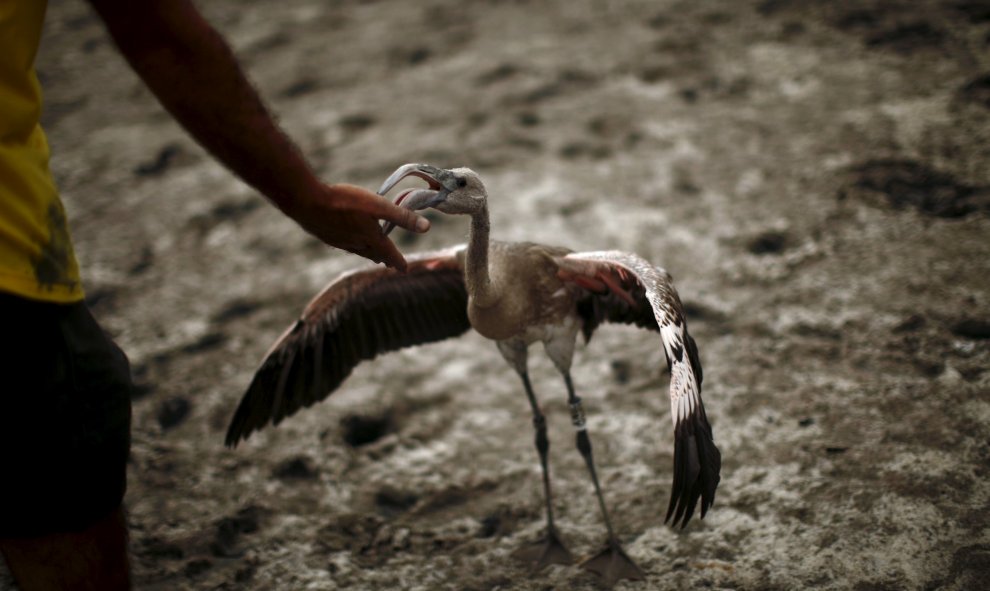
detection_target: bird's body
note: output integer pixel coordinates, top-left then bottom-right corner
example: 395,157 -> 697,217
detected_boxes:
226,164 -> 720,587
463,240 -> 574,341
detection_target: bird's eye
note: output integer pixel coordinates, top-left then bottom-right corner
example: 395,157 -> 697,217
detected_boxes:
457,177 -> 467,188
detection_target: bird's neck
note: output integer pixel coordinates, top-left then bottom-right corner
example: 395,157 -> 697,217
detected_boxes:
466,205 -> 497,307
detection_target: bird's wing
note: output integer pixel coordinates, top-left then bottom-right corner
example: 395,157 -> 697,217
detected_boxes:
226,246 -> 469,447
555,250 -> 720,528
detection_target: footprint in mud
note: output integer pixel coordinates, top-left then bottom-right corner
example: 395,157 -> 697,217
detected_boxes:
339,113 -> 377,135
831,5 -> 947,54
211,505 -> 265,558
747,229 -> 792,255
409,481 -> 499,517
389,45 -> 431,67
475,62 -> 519,87
183,558 -> 212,578
280,77 -> 319,99
134,144 -> 182,177
127,245 -> 154,276
156,396 -> 191,430
84,284 -> 119,313
129,362 -> 156,399
559,141 -> 612,161
189,197 -> 264,238
374,485 -> 419,517
208,198 -> 263,223
840,159 -> 990,218
340,409 -> 396,447
271,455 -> 319,481
212,298 -> 262,324
952,1 -> 990,24
951,318 -> 990,340
957,74 -> 990,109
509,69 -> 599,106
135,536 -> 184,561
476,505 -> 529,539
863,22 -> 946,53
179,332 -> 228,355
610,359 -> 632,385
314,513 -> 383,554
942,543 -> 990,590
515,111 -> 540,127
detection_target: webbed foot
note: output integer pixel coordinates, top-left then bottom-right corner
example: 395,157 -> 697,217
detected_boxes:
579,537 -> 645,587
512,527 -> 574,571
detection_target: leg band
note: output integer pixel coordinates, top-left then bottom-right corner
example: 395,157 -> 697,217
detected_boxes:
569,397 -> 587,431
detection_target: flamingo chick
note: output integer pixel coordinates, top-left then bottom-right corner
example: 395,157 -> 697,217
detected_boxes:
225,164 -> 721,587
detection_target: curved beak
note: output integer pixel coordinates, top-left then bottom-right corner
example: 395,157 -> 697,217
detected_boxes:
381,188 -> 447,235
378,163 -> 456,236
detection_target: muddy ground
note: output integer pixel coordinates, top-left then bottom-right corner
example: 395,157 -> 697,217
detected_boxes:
4,0 -> 989,589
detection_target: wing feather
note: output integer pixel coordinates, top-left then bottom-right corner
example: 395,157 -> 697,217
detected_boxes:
558,250 -> 720,528
573,278 -> 658,341
225,247 -> 469,447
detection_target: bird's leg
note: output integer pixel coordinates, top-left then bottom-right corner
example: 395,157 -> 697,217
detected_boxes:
563,373 -> 645,586
512,370 -> 574,570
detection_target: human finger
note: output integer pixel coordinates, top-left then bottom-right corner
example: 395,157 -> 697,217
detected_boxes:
367,234 -> 408,272
330,184 -> 431,233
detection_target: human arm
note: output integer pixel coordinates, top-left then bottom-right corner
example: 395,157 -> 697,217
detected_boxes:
84,0 -> 428,270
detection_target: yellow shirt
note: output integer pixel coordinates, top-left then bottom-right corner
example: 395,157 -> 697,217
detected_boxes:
0,0 -> 83,302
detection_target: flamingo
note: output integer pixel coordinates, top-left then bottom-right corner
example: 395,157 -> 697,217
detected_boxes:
225,164 -> 721,586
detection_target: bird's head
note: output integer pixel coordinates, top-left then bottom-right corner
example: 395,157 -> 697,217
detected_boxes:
377,163 -> 487,235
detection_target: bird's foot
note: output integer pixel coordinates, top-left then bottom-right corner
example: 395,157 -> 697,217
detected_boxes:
512,527 -> 574,571
579,537 -> 645,588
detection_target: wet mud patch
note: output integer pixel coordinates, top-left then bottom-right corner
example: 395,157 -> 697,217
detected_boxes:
84,284 -> 119,313
951,317 -> 990,339
746,229 -> 792,255
388,45 -> 432,67
373,486 -> 420,517
507,68 -> 600,106
28,1 -> 990,590
407,480 -> 501,518
840,159 -> 990,217
830,4 -> 941,41
559,141 -> 612,161
957,73 -> 990,109
313,513 -> 384,555
280,77 -> 320,99
129,330 -> 228,403
127,245 -> 155,276
475,62 -> 520,87
136,536 -> 186,562
863,21 -> 946,53
271,455 -> 319,481
340,409 -> 396,447
475,504 -> 532,540
211,505 -> 267,558
208,197 -> 264,223
338,113 -> 377,135
212,297 -> 264,323
179,331 -> 229,355
134,144 -> 183,177
156,397 -> 192,430
952,1 -> 990,23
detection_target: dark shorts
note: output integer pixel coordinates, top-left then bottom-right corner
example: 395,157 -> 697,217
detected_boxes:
0,292 -> 132,537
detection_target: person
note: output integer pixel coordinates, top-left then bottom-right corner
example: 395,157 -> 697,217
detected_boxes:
0,1 -> 431,589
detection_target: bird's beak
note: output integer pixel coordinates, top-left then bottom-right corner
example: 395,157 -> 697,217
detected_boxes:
378,163 -> 457,236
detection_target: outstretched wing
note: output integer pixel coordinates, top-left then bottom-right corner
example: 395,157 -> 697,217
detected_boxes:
556,250 -> 720,529
226,247 -> 469,447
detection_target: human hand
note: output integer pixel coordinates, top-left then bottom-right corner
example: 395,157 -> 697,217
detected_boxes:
289,183 -> 430,272
86,0 -> 429,270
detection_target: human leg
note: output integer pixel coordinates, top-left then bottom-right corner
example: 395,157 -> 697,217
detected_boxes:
0,294 -> 133,590
0,507 -> 130,591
